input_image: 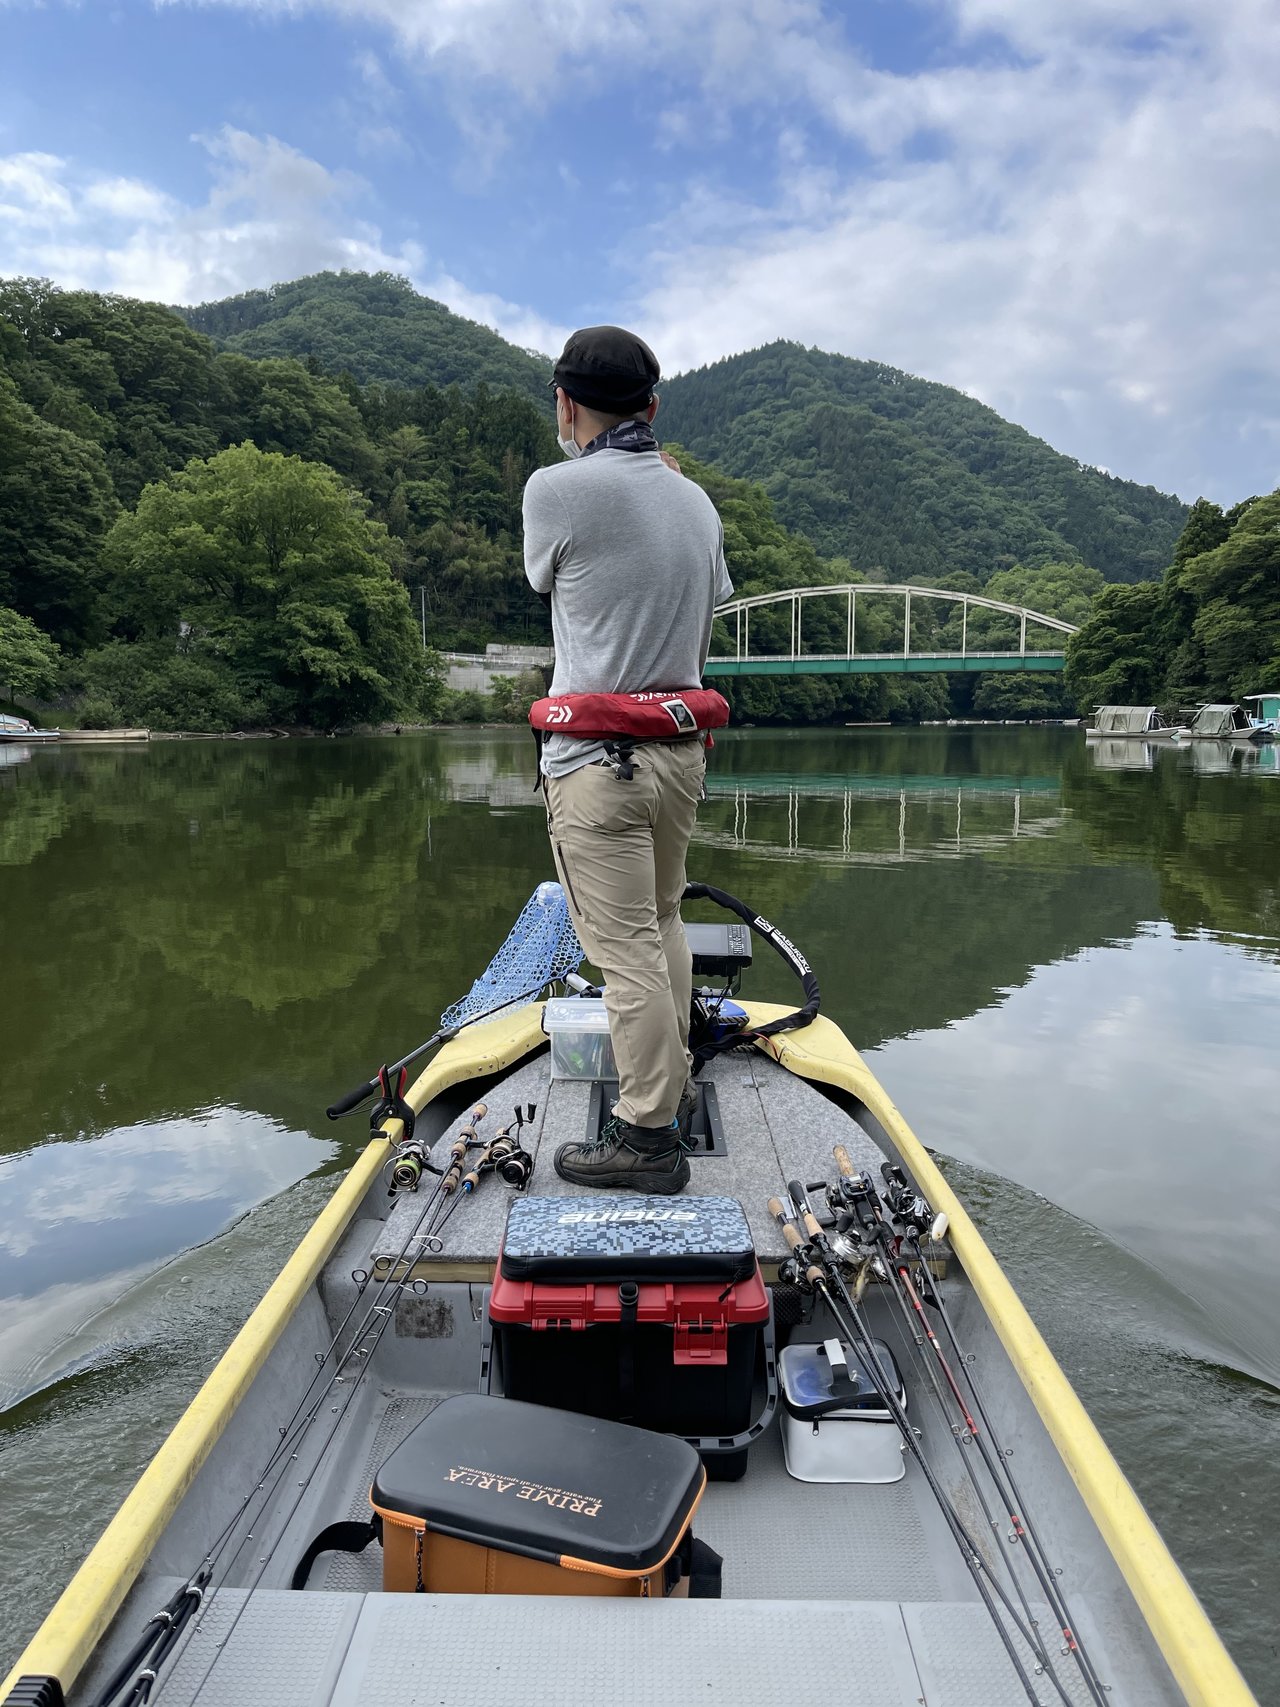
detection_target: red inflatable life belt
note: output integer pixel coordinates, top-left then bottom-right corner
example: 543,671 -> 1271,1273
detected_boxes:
528,687 -> 730,741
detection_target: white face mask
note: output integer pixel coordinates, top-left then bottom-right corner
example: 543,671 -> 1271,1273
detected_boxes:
557,397 -> 581,459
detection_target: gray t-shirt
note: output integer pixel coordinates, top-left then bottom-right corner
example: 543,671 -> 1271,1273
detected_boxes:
523,448 -> 734,776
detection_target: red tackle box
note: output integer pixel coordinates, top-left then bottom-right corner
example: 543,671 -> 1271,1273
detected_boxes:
485,1195 -> 777,1480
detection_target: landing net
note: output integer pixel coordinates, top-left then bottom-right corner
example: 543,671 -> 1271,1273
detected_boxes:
440,881 -> 583,1032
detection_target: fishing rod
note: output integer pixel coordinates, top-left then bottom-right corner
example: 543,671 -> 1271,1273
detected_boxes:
867,1156 -> 1110,1707
425,1106 -> 536,1243
98,1098 -> 514,1707
769,1185 -> 1050,1707
828,1152 -> 1101,1707
96,883 -> 579,1703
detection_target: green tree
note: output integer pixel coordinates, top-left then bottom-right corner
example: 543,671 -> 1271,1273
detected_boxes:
93,443 -> 441,729
1179,492 -> 1280,698
0,605 -> 62,702
0,376 -> 116,647
1064,582 -> 1167,709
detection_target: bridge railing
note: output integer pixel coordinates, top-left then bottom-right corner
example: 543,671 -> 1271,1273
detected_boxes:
711,584 -> 1077,665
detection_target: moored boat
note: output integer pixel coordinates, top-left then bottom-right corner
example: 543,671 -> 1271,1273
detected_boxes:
1182,704 -> 1274,743
1086,706 -> 1183,740
1,885 -> 1257,1707
0,714 -> 60,744
1241,692 -> 1280,738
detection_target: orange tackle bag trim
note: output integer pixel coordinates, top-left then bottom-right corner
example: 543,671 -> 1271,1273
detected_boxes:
367,1393 -> 716,1598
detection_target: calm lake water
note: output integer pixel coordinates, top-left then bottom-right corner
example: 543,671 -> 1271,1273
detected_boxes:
1,726 -> 1278,1696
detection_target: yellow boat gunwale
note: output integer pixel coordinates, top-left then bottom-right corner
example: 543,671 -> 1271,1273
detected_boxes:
0,1004 -> 547,1705
2,1000 -> 1256,1707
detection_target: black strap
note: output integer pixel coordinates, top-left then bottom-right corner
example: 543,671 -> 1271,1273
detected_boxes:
688,1536 -> 724,1599
682,881 -> 821,1070
290,1515 -> 381,1590
617,1281 -> 638,1419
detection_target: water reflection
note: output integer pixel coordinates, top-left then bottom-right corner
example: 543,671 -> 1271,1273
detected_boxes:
2,727 -> 1278,1695
0,1107 -> 332,1409
1086,738 -> 1162,771
699,774 -> 1063,864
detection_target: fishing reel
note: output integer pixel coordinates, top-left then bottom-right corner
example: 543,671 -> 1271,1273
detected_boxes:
489,1136 -> 533,1189
825,1168 -> 891,1251
388,1139 -> 443,1198
879,1162 -> 933,1236
482,1104 -> 537,1191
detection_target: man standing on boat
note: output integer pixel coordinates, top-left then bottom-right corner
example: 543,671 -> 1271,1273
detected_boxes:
523,326 -> 732,1194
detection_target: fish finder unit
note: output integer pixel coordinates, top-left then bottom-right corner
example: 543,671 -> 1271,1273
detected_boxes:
684,922 -> 753,978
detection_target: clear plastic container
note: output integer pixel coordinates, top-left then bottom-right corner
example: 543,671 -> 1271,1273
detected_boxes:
543,997 -> 617,1082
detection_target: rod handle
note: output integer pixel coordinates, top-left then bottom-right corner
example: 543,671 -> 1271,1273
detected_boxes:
832,1143 -> 856,1178
766,1196 -> 787,1221
802,1210 -> 823,1240
461,1168 -> 482,1192
326,1078 -> 376,1120
806,1264 -> 825,1287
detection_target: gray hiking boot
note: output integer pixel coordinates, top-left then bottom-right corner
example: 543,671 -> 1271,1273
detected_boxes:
554,1115 -> 692,1194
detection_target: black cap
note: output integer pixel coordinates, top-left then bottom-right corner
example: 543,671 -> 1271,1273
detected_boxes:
550,325 -> 661,413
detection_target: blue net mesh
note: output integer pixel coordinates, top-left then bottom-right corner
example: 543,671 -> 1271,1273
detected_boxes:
440,881 -> 583,1031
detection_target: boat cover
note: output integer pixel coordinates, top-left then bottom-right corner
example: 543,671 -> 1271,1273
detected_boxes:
1094,706 -> 1158,734
1191,704 -> 1249,735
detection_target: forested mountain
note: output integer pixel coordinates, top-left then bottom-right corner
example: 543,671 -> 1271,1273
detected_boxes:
3,276 -> 915,730
2,270 -> 1229,734
0,277 -> 562,727
657,344 -> 1187,585
178,272 -> 552,403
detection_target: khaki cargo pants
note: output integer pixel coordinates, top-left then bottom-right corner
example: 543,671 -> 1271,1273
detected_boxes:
544,738 -> 706,1128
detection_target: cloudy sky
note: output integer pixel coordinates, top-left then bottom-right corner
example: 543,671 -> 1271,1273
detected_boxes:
2,1 -> 1278,504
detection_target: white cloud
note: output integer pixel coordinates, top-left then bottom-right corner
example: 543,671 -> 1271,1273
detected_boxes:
0,151 -> 75,221
0,125 -> 565,353
621,6 -> 1280,502
135,0 -> 1280,498
83,177 -> 174,223
422,271 -> 568,357
0,127 -> 424,301
8,1 -> 1280,496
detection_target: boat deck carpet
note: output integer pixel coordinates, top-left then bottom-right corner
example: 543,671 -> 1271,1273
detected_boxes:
369,1052 -> 891,1274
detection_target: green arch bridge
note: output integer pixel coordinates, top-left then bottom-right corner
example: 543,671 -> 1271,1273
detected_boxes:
704,584 -> 1077,677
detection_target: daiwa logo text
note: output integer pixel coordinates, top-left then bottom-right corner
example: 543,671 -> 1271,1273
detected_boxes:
545,703 -> 574,726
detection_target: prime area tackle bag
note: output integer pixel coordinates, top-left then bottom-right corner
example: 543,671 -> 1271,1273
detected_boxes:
369,1394 -> 719,1598
487,1196 -> 776,1480
528,686 -> 730,740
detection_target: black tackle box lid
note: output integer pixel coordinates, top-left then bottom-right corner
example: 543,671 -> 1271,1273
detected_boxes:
371,1393 -> 705,1572
499,1194 -> 756,1283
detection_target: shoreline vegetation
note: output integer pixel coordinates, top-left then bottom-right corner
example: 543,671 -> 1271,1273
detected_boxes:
2,271 -> 1274,739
